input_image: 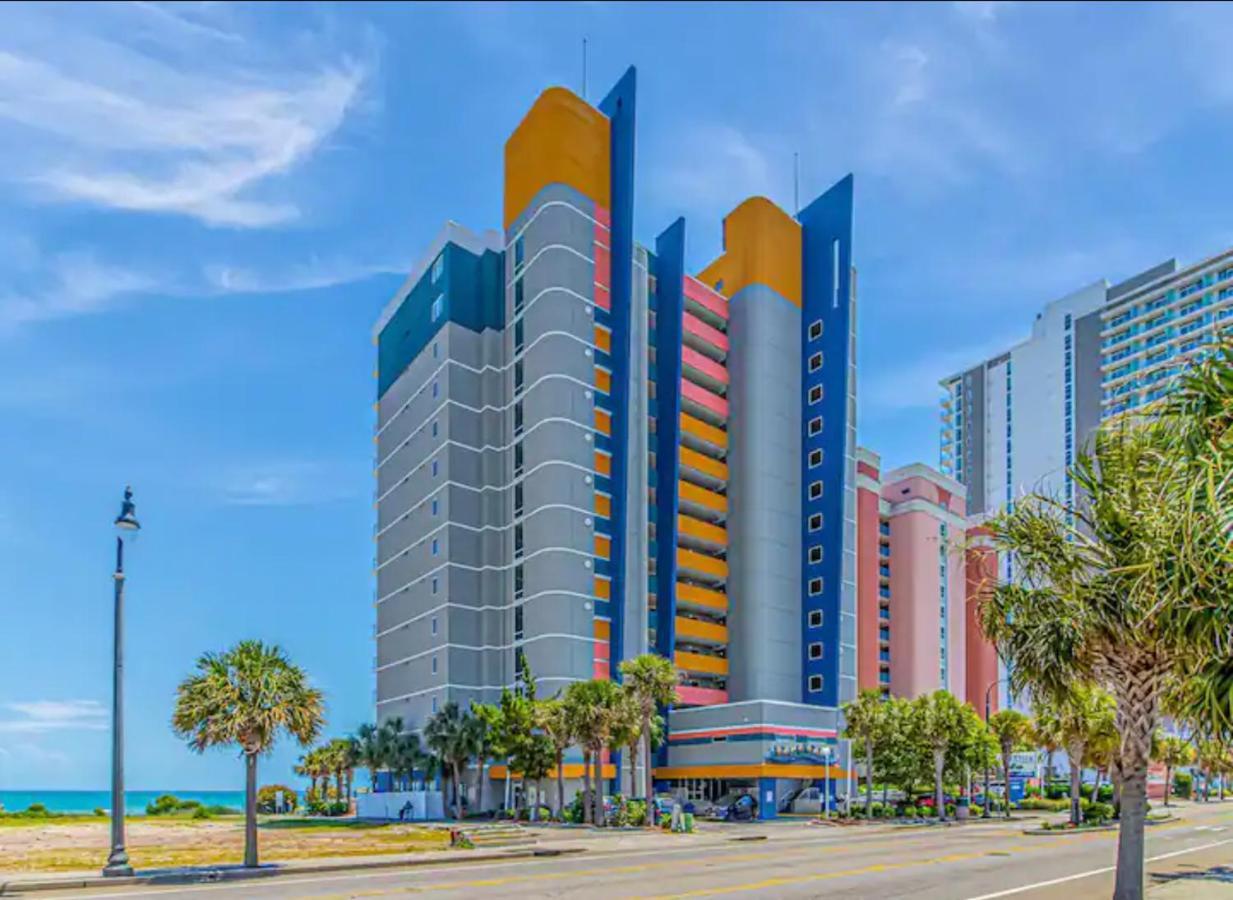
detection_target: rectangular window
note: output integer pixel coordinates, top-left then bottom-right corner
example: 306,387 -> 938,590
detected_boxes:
808,674 -> 824,693
431,254 -> 444,284
514,483 -> 524,516
432,341 -> 439,359
432,381 -> 439,399
430,537 -> 440,556
514,604 -> 524,641
809,320 -> 823,341
431,421 -> 438,438
808,352 -> 823,372
831,239 -> 840,309
430,294 -> 444,322
431,616 -> 438,635
808,384 -> 823,405
514,237 -> 525,272
809,481 -> 823,500
808,417 -> 823,436
808,513 -> 823,532
432,697 -> 438,713
514,524 -> 524,557
431,656 -> 438,675
808,577 -> 823,595
431,498 -> 439,516
808,545 -> 823,564
514,564 -> 524,599
514,279 -> 525,314
808,449 -> 823,468
431,459 -> 439,477
808,610 -> 823,628
431,576 -> 438,594
809,642 -> 823,660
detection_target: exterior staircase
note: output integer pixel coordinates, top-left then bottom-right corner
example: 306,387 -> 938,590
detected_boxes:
453,822 -> 537,849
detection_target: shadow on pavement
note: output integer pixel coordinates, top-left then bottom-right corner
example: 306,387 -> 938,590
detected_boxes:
1151,864 -> 1233,885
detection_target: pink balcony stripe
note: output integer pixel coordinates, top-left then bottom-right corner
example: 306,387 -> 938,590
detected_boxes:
684,276 -> 729,320
594,283 -> 611,311
593,661 -> 610,681
681,379 -> 729,417
683,312 -> 729,352
594,639 -> 610,661
594,243 -> 611,286
594,205 -> 611,229
593,221 -> 609,247
681,345 -> 729,384
676,685 -> 728,707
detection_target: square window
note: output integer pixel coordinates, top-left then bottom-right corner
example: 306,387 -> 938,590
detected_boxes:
808,675 -> 823,693
808,609 -> 823,628
808,352 -> 823,372
808,449 -> 823,468
808,513 -> 823,532
809,577 -> 823,595
809,642 -> 823,660
808,417 -> 823,436
808,545 -> 823,564
808,384 -> 823,405
809,320 -> 823,341
809,481 -> 823,500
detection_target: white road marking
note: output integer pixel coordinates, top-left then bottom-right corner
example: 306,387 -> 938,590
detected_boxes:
963,837 -> 1233,900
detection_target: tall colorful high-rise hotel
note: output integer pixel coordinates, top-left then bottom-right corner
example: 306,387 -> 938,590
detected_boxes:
374,68 -> 857,802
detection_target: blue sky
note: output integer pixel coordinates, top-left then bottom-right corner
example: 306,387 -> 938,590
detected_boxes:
3,1 -> 1233,791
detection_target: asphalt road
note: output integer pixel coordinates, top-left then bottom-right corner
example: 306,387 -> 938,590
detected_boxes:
37,804 -> 1233,900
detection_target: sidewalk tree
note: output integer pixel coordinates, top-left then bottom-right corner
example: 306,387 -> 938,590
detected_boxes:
470,702 -> 502,814
565,679 -> 624,826
619,653 -> 679,824
910,691 -> 970,821
171,640 -> 324,868
988,709 -> 1030,819
980,343 -> 1233,900
1031,704 -> 1064,788
533,698 -> 574,817
1152,734 -> 1194,807
425,701 -> 477,820
842,689 -> 886,818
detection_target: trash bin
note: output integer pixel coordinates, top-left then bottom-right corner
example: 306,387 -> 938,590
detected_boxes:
956,798 -> 970,820
683,812 -> 695,833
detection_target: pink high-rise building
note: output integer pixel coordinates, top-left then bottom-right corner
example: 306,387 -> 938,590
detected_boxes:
855,448 -> 998,713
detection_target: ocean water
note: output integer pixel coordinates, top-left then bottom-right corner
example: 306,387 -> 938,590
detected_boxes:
0,790 -> 250,816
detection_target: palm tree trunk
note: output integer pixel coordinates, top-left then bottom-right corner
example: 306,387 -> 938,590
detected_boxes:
1163,766 -> 1172,807
628,740 -> 639,798
452,763 -> 464,820
1003,755 -> 1013,820
1110,673 -> 1159,900
477,756 -> 487,816
1067,745 -> 1083,827
556,751 -> 566,819
582,749 -> 592,824
934,749 -> 946,822
592,747 -> 603,827
643,721 -> 655,827
864,737 -> 873,818
244,752 -> 259,868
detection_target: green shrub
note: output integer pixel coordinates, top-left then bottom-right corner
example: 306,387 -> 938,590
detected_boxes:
1174,772 -> 1193,799
945,803 -> 956,817
1044,783 -> 1068,801
93,807 -> 106,817
870,802 -> 884,817
1079,783 -> 1095,800
1018,798 -> 1070,812
903,805 -> 917,818
1084,801 -> 1114,825
206,805 -> 238,816
1025,786 -> 1042,798
1096,785 -> 1113,803
971,804 -> 984,817
146,794 -> 182,816
191,806 -> 211,820
25,803 -> 48,816
922,805 -> 937,818
257,784 -> 299,814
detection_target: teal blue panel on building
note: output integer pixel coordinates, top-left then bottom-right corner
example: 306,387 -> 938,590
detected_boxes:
377,242 -> 504,398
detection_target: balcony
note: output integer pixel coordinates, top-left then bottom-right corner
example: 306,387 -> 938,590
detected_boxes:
679,446 -> 728,489
879,607 -> 890,621
680,412 -> 727,456
676,685 -> 728,707
677,514 -> 727,552
681,379 -> 728,426
681,345 -> 729,395
675,615 -> 728,646
683,276 -> 728,328
679,480 -> 727,521
677,548 -> 728,585
675,650 -> 729,677
682,312 -> 728,361
676,582 -> 728,614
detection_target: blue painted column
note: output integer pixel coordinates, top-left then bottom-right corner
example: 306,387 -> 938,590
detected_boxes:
758,778 -> 778,820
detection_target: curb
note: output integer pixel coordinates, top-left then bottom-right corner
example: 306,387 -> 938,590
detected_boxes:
0,847 -> 586,896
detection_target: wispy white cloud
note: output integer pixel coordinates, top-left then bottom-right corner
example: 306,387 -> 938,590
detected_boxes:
203,257 -> 406,295
0,700 -> 108,734
0,251 -> 160,334
0,5 -> 368,227
216,461 -> 358,507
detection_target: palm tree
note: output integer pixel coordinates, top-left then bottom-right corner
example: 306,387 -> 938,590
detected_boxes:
171,640 -> 324,867
354,720 -> 397,792
980,345 -> 1233,900
1153,734 -> 1193,808
470,702 -> 502,816
1032,703 -> 1064,792
609,690 -> 643,800
988,710 -> 1030,820
566,679 -> 624,826
910,691 -> 969,822
534,698 -> 573,817
618,654 -> 679,823
842,689 -> 885,819
425,702 -> 476,819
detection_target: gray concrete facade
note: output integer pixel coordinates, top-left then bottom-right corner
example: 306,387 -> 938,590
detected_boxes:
725,284 -> 802,703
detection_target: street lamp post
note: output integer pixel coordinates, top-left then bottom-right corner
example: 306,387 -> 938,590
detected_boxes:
104,487 -> 140,877
982,677 -> 1006,819
821,746 -> 833,820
